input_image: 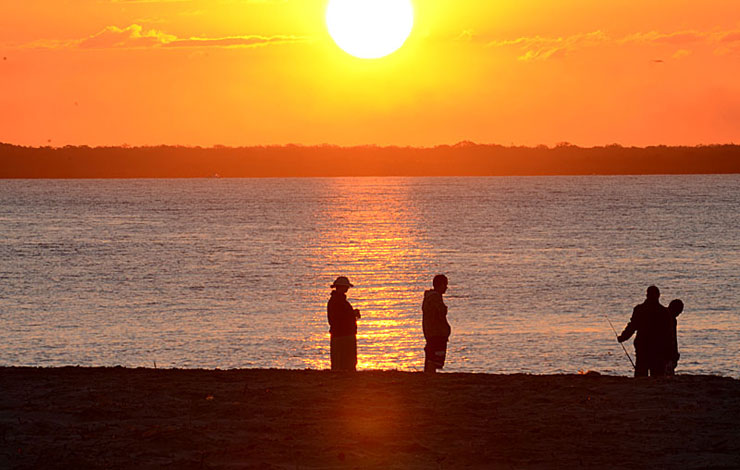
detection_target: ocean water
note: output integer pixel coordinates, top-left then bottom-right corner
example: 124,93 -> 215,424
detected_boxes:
1,176 -> 738,377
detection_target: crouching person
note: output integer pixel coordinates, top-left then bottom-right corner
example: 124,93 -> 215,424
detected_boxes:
422,274 -> 451,373
327,276 -> 361,371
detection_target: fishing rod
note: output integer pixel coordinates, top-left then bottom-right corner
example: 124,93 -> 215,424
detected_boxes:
605,314 -> 636,369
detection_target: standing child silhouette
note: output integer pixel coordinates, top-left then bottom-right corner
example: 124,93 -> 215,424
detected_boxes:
667,299 -> 684,375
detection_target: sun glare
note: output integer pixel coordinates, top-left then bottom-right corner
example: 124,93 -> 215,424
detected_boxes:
326,0 -> 414,59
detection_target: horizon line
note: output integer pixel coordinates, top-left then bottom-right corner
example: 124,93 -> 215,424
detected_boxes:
2,141 -> 738,151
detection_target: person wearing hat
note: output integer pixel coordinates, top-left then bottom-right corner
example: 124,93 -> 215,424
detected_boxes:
422,274 -> 450,373
327,276 -> 361,371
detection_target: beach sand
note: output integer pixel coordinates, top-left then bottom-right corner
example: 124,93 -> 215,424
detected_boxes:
1,368 -> 739,469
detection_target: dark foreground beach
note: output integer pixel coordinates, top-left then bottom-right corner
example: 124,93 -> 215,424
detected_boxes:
2,368 -> 739,469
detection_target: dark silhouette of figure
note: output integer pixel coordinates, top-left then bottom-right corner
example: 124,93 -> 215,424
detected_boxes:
327,276 -> 360,372
667,299 -> 684,376
422,274 -> 450,374
618,286 -> 673,377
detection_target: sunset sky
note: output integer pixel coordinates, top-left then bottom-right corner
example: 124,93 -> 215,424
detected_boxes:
1,0 -> 738,147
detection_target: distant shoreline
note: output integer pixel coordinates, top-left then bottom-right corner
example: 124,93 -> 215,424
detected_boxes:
2,142 -> 739,178
2,173 -> 740,180
2,367 -> 739,469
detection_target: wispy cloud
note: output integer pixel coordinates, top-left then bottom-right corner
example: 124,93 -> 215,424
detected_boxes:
22,24 -> 309,50
485,28 -> 740,61
673,49 -> 691,59
719,31 -> 740,43
487,31 -> 607,61
454,30 -> 475,42
79,25 -> 176,48
164,35 -> 303,47
620,30 -> 707,45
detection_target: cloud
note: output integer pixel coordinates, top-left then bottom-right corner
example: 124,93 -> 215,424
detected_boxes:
485,28 -> 740,61
22,24 -> 309,50
454,30 -> 475,42
619,30 -> 713,45
487,31 -> 607,61
79,25 -> 176,48
164,35 -> 304,48
672,49 -> 692,59
720,31 -> 740,43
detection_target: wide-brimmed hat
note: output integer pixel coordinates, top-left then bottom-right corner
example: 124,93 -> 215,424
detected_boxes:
331,276 -> 354,288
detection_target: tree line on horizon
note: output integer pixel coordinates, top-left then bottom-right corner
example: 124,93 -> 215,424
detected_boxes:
0,142 -> 738,178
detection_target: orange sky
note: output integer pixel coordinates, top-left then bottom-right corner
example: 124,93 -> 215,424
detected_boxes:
1,0 -> 738,147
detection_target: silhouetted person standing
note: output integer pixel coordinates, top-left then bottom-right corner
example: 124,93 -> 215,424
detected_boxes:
667,299 -> 684,376
617,286 -> 672,377
422,274 -> 450,374
327,276 -> 360,372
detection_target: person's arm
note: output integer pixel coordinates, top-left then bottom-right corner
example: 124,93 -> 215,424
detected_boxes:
434,297 -> 449,336
439,302 -> 449,328
617,307 -> 639,342
345,300 -> 359,320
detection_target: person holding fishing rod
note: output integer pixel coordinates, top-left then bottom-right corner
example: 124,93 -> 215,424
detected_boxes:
613,285 -> 674,377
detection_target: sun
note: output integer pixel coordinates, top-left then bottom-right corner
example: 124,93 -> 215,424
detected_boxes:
326,0 -> 414,59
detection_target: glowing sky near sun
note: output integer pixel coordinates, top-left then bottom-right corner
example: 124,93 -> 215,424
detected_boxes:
0,0 -> 738,147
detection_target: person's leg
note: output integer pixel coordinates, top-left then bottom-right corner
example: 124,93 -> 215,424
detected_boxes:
330,336 -> 338,371
634,353 -> 648,377
424,341 -> 437,373
649,360 -> 667,377
433,342 -> 447,370
425,337 -> 447,373
337,336 -> 348,371
336,336 -> 356,372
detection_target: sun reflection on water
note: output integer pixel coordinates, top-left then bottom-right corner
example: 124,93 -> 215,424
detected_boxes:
302,178 -> 438,371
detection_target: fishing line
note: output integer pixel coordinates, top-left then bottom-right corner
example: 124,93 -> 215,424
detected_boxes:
605,314 -> 636,369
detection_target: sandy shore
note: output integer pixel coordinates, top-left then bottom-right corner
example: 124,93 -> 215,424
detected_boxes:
1,368 -> 739,469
